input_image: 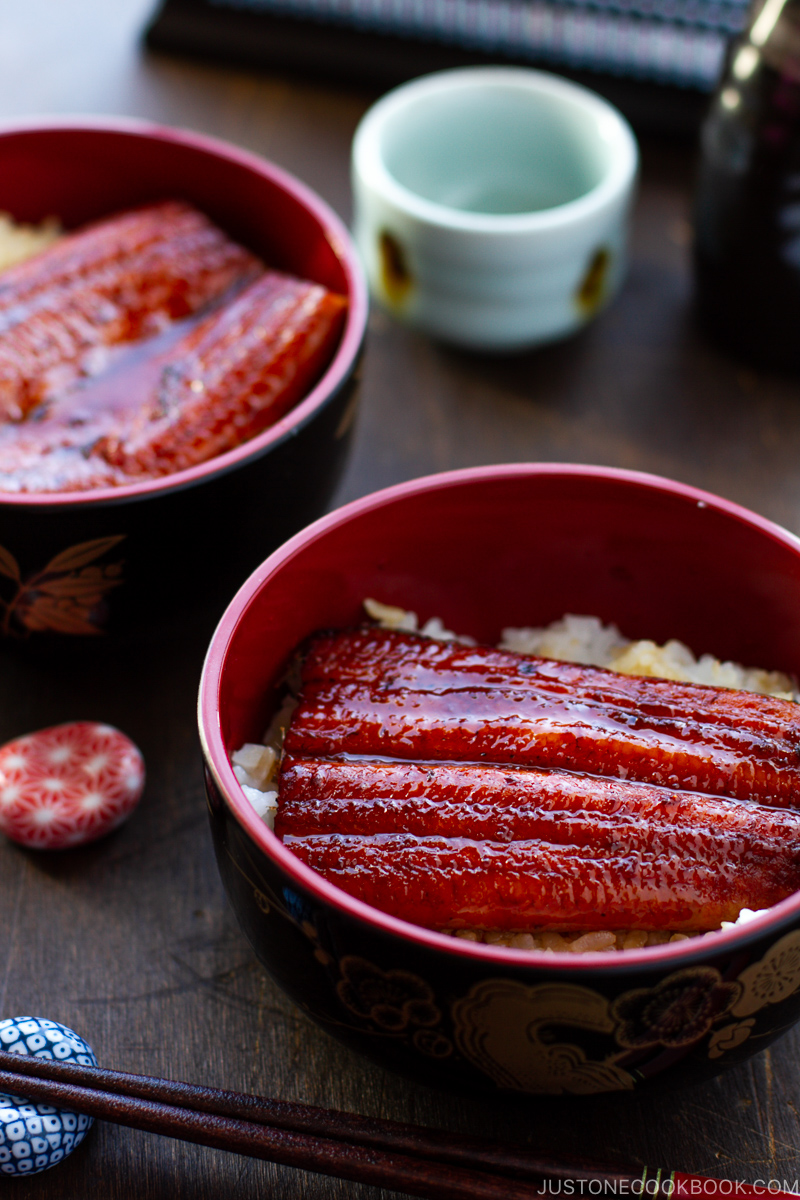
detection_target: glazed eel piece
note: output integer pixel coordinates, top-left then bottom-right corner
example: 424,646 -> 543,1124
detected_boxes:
0,200 -> 260,422
98,271 -> 348,476
274,627 -> 800,931
285,628 -> 800,808
276,757 -> 800,930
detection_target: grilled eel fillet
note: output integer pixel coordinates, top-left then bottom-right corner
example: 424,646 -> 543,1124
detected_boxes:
274,628 -> 800,931
0,200 -> 260,422
98,271 -> 347,476
0,199 -> 347,489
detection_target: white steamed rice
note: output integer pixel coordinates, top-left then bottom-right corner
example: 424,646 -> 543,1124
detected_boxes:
0,213 -> 61,273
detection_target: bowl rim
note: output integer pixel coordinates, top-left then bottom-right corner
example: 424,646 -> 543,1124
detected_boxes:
198,461 -> 800,972
352,66 -> 639,237
0,114 -> 368,510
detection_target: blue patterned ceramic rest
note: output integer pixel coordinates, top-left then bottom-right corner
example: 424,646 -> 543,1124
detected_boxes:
0,1017 -> 96,1177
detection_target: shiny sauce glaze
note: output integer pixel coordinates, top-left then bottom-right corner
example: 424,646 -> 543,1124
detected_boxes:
274,627 -> 800,932
0,200 -> 347,492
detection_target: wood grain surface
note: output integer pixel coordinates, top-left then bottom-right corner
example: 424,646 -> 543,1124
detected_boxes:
1,1 -> 800,1196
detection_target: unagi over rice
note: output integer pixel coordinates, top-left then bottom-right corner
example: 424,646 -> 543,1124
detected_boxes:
233,609 -> 800,951
0,201 -> 347,492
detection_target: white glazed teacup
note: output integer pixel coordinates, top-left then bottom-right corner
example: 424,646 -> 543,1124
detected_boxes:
351,67 -> 639,351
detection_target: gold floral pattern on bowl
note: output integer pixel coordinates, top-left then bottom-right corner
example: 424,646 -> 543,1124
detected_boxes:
732,929 -> 800,1017
452,979 -> 636,1095
610,967 -> 741,1050
337,957 -> 441,1032
0,535 -> 125,636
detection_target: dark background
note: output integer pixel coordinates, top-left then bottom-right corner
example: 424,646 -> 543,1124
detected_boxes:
1,0 -> 799,1195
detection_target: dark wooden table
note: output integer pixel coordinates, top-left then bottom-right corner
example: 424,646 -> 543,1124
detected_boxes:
2,1 -> 800,1196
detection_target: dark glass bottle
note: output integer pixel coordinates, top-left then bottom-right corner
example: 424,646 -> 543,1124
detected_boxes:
693,0 -> 800,369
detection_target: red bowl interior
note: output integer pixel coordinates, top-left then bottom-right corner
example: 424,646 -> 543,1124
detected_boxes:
0,117 -> 367,507
200,463 -> 800,967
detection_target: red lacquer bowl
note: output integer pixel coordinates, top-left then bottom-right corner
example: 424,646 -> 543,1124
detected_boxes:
199,464 -> 800,1097
0,117 -> 367,639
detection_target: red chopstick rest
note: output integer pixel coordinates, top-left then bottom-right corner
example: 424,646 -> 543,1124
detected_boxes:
0,722 -> 145,850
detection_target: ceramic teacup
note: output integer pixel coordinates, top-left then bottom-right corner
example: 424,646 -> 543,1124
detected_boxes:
351,67 -> 639,351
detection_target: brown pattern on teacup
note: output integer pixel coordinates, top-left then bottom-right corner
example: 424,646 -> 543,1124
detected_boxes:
0,535 -> 125,636
575,247 -> 610,316
378,230 -> 413,307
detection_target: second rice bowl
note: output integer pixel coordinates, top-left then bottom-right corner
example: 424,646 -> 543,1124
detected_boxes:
199,463 -> 800,1097
0,117 -> 368,639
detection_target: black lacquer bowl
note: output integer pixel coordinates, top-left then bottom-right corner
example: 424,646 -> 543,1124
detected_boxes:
0,118 -> 367,639
199,464 -> 800,1097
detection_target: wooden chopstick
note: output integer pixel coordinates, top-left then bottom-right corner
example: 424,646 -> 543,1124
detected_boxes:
0,1048 -> 635,1198
3,1050 -> 799,1200
0,1047 -> 623,1181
